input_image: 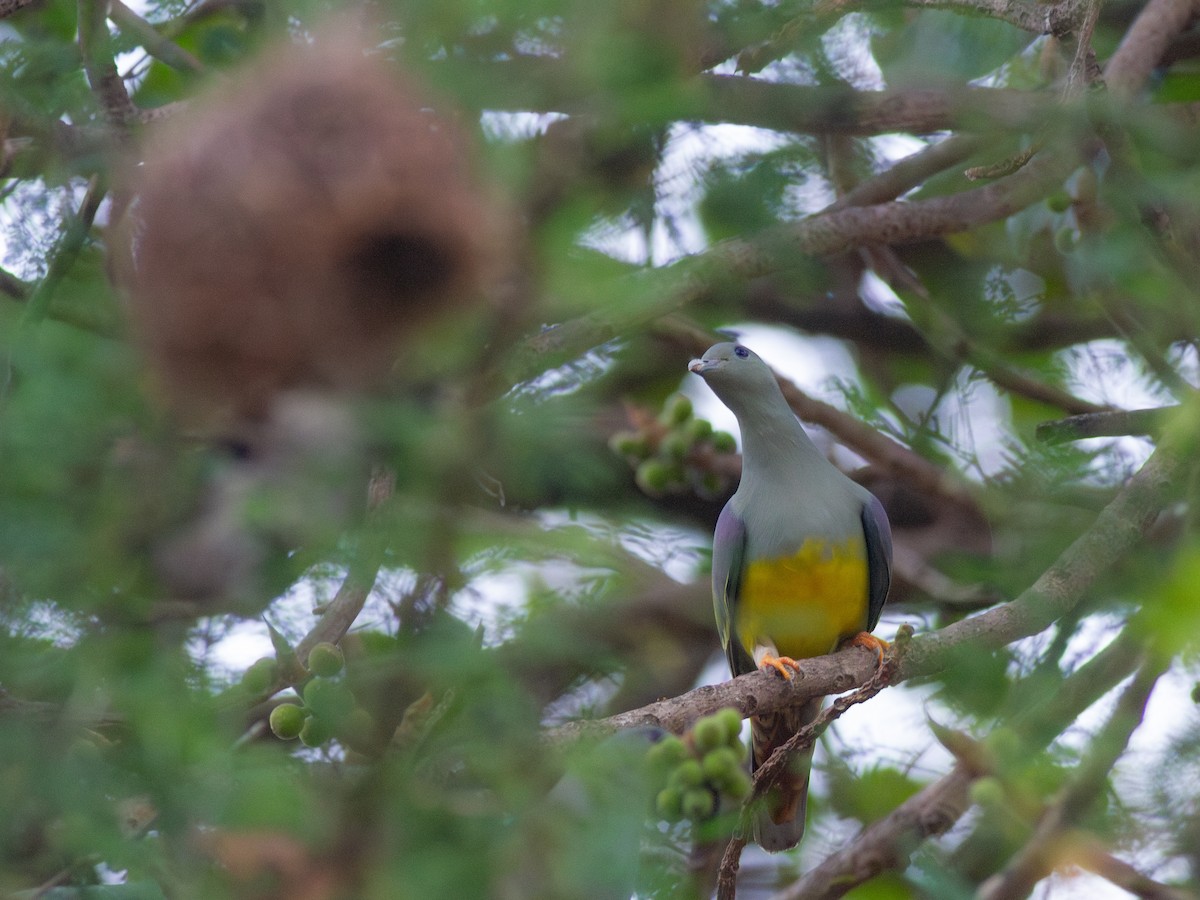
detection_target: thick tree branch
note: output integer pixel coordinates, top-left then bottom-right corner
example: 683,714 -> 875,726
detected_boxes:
697,77 -> 1041,137
735,0 -> 1083,74
775,625 -> 1149,899
900,0 -> 1086,34
0,265 -> 30,301
1104,0 -> 1200,101
450,58 -> 1048,136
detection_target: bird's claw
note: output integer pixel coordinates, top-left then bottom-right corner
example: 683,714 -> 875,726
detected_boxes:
759,654 -> 802,680
846,631 -> 889,667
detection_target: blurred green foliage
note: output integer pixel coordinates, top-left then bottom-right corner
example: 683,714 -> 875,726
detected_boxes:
1,0 -> 1200,897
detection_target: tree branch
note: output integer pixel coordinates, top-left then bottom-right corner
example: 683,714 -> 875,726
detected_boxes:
506,152 -> 1073,388
977,659 -> 1166,900
449,58 -> 1048,136
1103,0 -> 1200,101
825,134 -> 985,213
1036,406 -> 1176,443
898,436 -> 1182,678
78,0 -> 137,131
775,625 -> 1149,899
248,468 -> 396,701
1074,840 -> 1200,900
735,0 -> 1083,74
718,634 -> 911,899
108,0 -> 206,75
21,175 -> 106,326
0,265 -> 30,301
0,0 -> 37,18
894,0 -> 1086,35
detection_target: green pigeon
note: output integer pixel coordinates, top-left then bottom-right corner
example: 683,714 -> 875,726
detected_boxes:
688,341 -> 892,851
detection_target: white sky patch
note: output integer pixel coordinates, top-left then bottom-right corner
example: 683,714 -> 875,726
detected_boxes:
859,264 -> 902,316
205,619 -> 277,674
822,12 -> 886,91
586,121 -> 798,266
480,110 -> 568,141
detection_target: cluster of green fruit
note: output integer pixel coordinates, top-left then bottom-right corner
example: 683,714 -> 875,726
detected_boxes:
648,708 -> 751,823
249,643 -> 374,749
609,393 -> 737,499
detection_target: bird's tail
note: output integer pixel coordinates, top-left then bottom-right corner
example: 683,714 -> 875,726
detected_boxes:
750,697 -> 822,852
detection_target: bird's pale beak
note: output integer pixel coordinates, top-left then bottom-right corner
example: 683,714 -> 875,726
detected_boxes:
688,358 -> 718,375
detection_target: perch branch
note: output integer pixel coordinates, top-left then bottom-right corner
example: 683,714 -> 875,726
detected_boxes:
775,625 -> 1149,899
717,632 -> 912,898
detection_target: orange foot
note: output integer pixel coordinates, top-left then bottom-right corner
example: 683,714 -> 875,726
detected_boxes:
845,631 -> 889,666
759,653 -> 802,680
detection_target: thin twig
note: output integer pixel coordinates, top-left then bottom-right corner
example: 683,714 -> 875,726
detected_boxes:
1074,839 -> 1200,900
504,152 -> 1073,389
108,0 -> 206,74
826,134 -> 986,213
715,836 -> 747,900
977,659 -> 1166,900
21,176 -> 106,326
247,468 -> 397,701
754,629 -> 910,800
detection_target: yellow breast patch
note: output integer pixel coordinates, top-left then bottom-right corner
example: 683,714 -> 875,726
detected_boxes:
737,537 -> 869,661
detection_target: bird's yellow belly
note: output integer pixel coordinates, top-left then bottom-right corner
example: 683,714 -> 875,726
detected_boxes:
738,537 -> 869,661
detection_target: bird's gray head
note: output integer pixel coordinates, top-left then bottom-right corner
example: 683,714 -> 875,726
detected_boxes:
687,342 -> 778,400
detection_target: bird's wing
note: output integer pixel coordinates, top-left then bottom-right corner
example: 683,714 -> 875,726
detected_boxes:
861,494 -> 894,632
713,502 -> 755,676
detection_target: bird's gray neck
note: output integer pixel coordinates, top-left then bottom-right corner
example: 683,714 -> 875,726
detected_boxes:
729,385 -> 829,488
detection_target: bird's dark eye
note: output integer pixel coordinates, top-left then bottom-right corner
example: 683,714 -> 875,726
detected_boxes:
734,346 -> 749,358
